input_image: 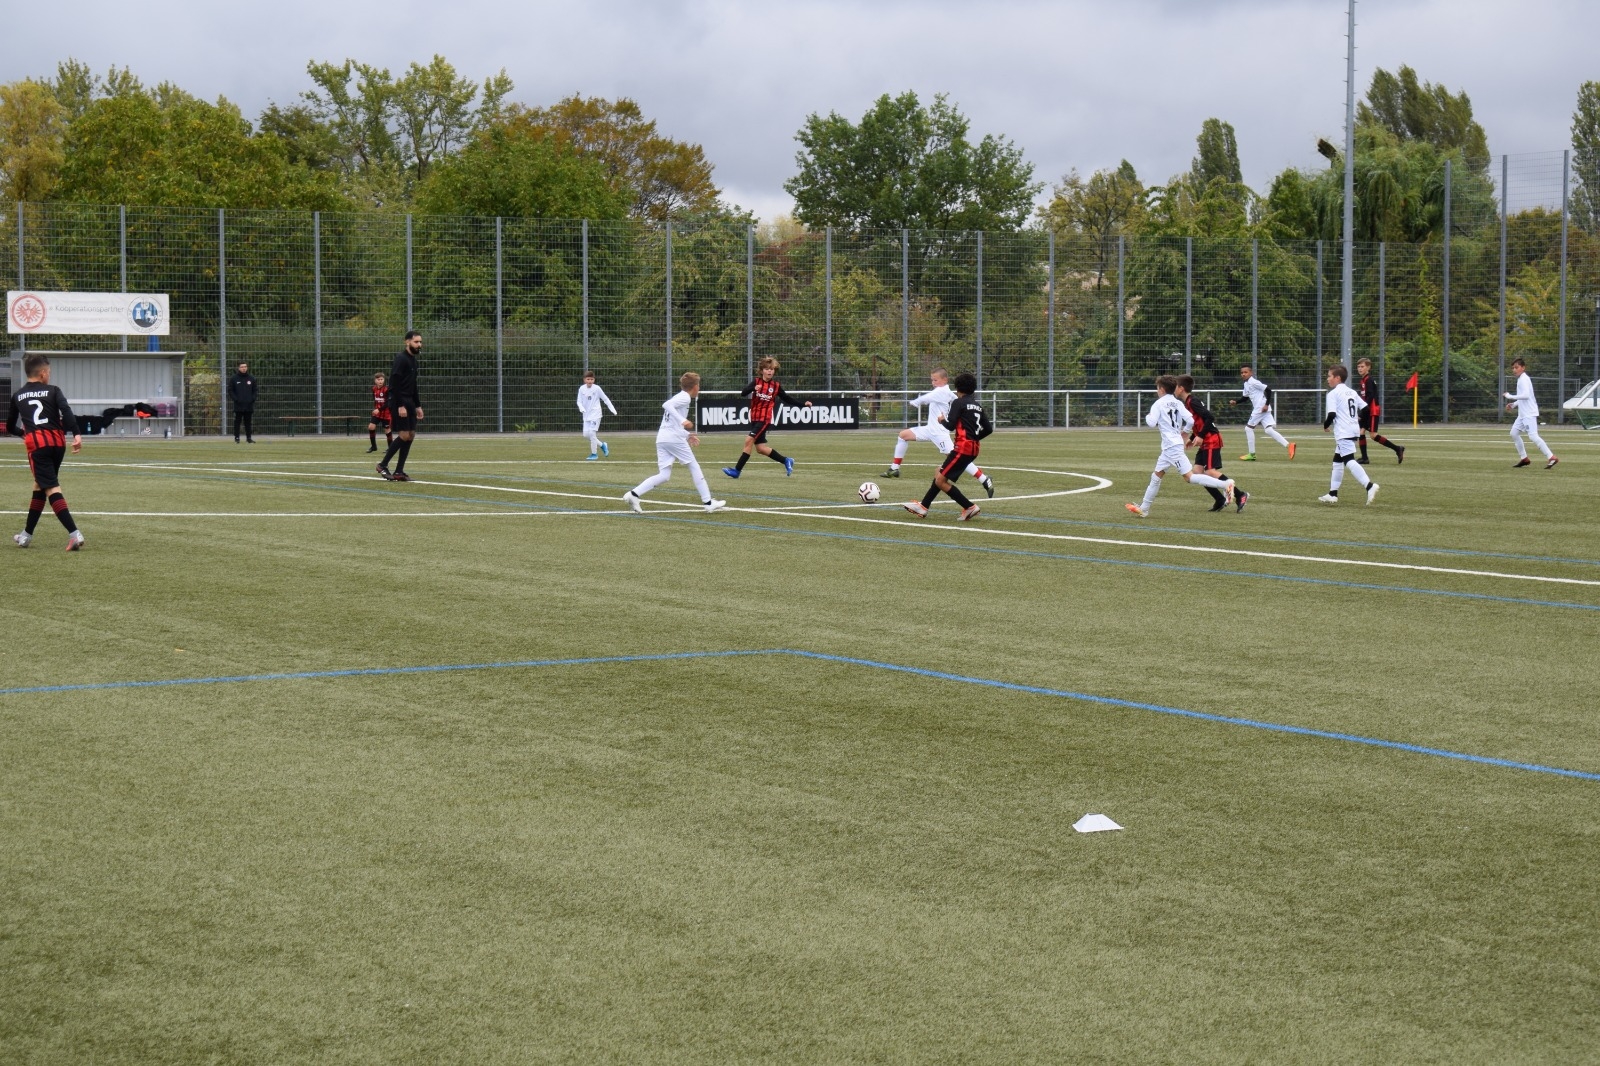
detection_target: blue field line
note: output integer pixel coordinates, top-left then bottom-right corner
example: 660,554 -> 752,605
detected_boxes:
641,515 -> 1600,613
4,646 -> 1596,783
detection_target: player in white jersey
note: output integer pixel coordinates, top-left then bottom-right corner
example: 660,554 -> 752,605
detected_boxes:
623,372 -> 726,514
883,368 -> 994,497
1318,365 -> 1379,505
1125,375 -> 1236,518
1505,358 -> 1559,469
576,370 -> 618,460
1231,366 -> 1296,460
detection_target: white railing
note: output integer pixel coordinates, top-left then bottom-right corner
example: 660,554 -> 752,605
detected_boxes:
698,387 -> 1328,430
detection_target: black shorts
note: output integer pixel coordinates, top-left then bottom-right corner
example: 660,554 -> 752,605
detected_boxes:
746,418 -> 773,445
388,404 -> 417,432
1195,446 -> 1223,470
1360,407 -> 1381,433
370,412 -> 391,427
28,446 -> 64,490
939,452 -> 975,480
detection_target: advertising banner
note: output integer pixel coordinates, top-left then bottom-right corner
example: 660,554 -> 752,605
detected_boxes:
697,395 -> 861,432
7,291 -> 171,335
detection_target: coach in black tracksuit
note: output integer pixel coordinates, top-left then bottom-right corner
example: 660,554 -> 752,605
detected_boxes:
229,362 -> 257,443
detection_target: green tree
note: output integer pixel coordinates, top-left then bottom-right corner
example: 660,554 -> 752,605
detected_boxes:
1191,118 -> 1243,195
55,90 -> 341,208
0,79 -> 66,201
785,91 -> 1039,233
1357,65 -> 1490,174
415,125 -> 628,220
503,96 -> 720,222
1041,161 -> 1145,242
1571,81 -> 1600,232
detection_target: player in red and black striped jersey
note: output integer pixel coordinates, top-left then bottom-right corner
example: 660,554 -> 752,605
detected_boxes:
903,372 -> 991,520
1355,358 -> 1405,464
723,356 -> 811,478
367,372 -> 392,453
1176,376 -> 1248,513
6,353 -> 84,550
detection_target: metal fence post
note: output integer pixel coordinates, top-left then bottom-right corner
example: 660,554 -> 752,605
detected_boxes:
1443,158 -> 1452,422
15,203 -> 23,355
495,216 -> 503,432
1184,236 -> 1193,375
1116,235 -> 1125,427
1499,154 -> 1508,421
581,218 -> 590,373
1315,240 -> 1323,385
824,225 -> 833,392
975,230 -> 984,391
1378,241 -> 1386,401
1047,229 -> 1055,426
665,221 -> 673,390
119,205 -> 128,352
746,224 -> 754,378
1559,149 -> 1570,422
1251,238 -> 1259,367
405,214 -> 413,330
217,208 -> 227,432
314,210 -> 323,434
901,229 -> 909,424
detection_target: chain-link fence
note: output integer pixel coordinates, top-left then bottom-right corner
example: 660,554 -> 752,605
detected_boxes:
6,150 -> 1597,434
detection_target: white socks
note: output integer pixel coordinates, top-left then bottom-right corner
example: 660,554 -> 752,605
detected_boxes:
893,439 -> 909,460
1265,427 -> 1290,449
1141,474 -> 1162,511
1189,473 -> 1228,490
586,430 -> 601,452
1331,460 -> 1370,493
1245,426 -> 1256,453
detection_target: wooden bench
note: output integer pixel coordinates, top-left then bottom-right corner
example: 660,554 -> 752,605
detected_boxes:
279,415 -> 367,436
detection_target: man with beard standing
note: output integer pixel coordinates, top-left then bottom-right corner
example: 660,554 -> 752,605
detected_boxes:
377,331 -> 424,482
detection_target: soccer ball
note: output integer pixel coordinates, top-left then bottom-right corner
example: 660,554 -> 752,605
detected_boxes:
858,481 -> 881,503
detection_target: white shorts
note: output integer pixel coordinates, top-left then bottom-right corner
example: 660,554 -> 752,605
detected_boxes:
583,416 -> 601,434
1155,447 -> 1193,475
655,439 -> 697,468
908,423 -> 955,454
1334,437 -> 1358,459
1512,415 -> 1541,436
1247,407 -> 1276,429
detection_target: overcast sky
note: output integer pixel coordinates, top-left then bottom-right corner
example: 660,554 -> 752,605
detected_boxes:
3,0 -> 1594,218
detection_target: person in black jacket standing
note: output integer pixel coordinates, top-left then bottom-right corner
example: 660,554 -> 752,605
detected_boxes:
377,331 -> 424,481
229,362 -> 257,443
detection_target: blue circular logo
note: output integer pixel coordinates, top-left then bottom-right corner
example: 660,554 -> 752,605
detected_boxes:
130,299 -> 161,330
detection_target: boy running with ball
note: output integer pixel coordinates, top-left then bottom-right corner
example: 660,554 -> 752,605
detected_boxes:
1319,365 -> 1379,505
1125,375 -> 1235,518
903,373 -> 990,520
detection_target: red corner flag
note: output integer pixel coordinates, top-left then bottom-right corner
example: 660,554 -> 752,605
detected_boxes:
1404,371 -> 1419,391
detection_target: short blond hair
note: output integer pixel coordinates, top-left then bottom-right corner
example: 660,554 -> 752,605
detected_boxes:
680,371 -> 701,390
758,356 -> 780,372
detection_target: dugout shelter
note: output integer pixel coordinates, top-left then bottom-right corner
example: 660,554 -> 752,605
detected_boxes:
8,349 -> 186,437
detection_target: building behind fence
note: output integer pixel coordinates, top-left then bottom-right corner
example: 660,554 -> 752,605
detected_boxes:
6,151 -> 1598,435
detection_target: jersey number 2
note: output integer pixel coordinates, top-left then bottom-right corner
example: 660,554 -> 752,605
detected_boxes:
27,399 -> 46,426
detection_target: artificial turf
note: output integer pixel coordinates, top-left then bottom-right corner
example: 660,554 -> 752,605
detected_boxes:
2,424 -> 1597,1063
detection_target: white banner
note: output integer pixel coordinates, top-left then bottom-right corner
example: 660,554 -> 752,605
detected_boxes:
7,291 -> 171,335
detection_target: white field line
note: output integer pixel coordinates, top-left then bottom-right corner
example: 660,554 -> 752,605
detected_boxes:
53,460 -> 1111,511
729,506 -> 1600,589
78,510 -> 621,518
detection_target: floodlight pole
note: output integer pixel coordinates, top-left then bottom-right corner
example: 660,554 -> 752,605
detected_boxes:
1340,0 -> 1356,367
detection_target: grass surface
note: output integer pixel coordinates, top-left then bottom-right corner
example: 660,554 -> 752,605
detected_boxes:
3,422 -> 1599,1063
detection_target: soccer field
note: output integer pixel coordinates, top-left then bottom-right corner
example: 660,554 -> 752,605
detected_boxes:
4,425 -> 1598,1063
